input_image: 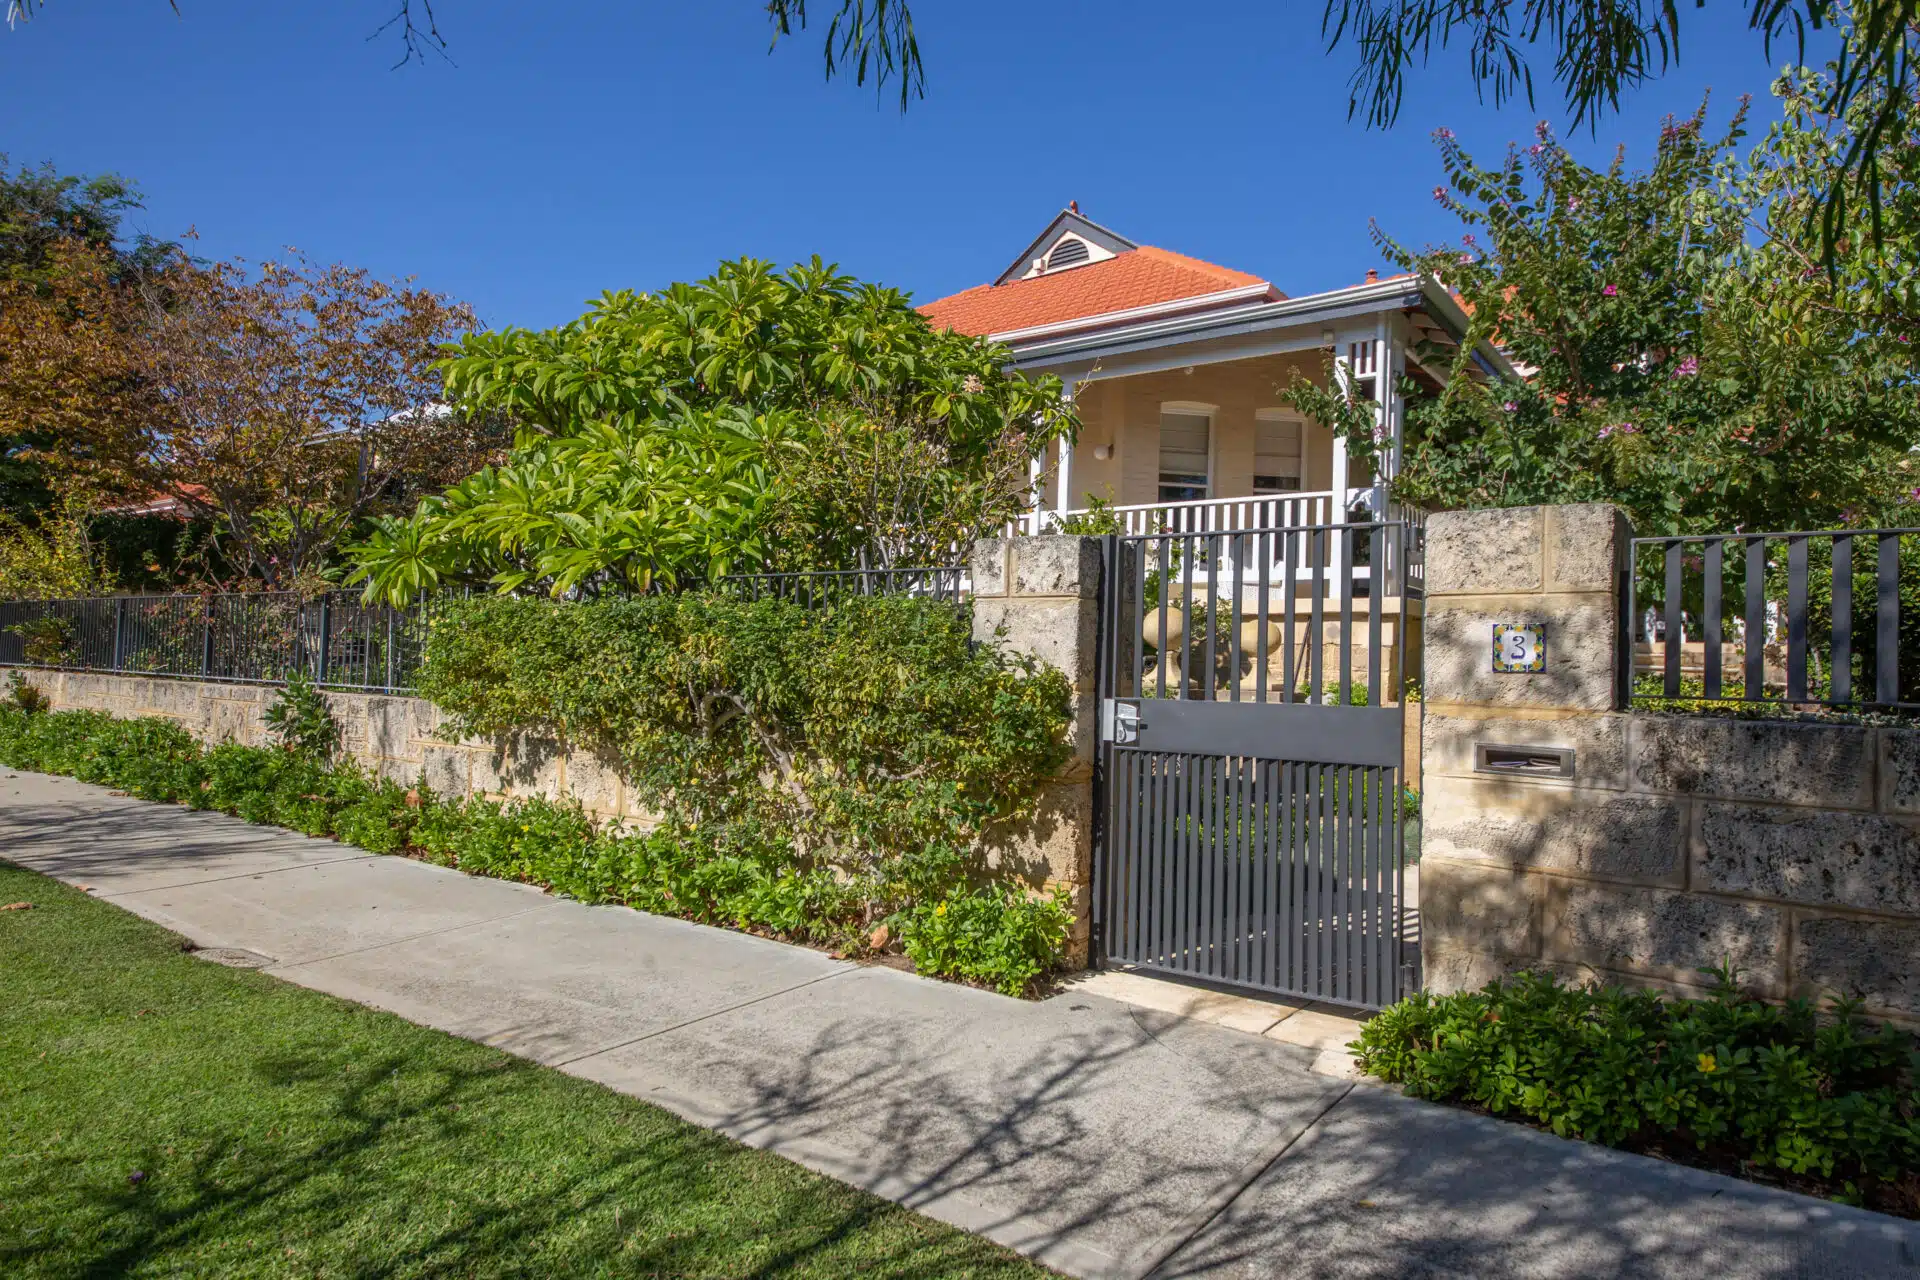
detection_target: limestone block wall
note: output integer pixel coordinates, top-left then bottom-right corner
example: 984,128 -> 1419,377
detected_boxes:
1421,504 -> 1920,1026
9,669 -> 658,825
969,535 -> 1108,967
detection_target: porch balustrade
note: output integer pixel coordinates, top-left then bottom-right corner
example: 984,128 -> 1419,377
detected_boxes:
1032,489 -> 1426,597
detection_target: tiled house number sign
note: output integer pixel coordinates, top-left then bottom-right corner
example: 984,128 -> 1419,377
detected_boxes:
1492,623 -> 1546,673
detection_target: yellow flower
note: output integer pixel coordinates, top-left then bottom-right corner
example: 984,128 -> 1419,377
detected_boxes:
1697,1052 -> 1717,1074
934,903 -> 948,916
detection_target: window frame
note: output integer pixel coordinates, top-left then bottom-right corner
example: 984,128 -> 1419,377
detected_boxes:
1251,408 -> 1306,496
1156,401 -> 1217,504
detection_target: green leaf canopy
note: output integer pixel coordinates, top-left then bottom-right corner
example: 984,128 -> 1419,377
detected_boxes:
350,258 -> 1073,602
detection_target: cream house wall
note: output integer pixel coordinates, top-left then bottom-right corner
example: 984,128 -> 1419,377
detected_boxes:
1056,353 -> 1335,509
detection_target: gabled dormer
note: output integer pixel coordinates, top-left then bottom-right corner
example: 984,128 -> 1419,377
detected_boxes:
996,203 -> 1139,284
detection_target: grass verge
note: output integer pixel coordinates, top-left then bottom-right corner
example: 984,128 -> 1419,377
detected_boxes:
0,861 -> 1051,1278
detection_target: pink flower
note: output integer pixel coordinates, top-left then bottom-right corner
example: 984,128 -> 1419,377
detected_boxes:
1503,401 -> 1518,412
1432,186 -> 1449,202
1909,487 -> 1920,503
1435,126 -> 1455,140
1602,284 -> 1618,297
1535,121 -> 1551,141
1672,356 -> 1699,377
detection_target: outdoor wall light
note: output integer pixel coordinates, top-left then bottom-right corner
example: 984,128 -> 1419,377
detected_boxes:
1092,444 -> 1112,460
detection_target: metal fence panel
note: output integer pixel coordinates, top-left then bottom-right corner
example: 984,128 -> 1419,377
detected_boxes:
1628,528 -> 1920,711
1,569 -> 967,694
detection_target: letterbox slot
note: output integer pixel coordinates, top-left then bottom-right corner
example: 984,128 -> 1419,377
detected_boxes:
1474,743 -> 1575,779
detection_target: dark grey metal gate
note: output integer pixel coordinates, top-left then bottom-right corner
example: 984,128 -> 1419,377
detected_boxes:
1092,517 -> 1419,1010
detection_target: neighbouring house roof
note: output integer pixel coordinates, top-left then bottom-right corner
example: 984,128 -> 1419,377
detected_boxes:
104,483 -> 211,520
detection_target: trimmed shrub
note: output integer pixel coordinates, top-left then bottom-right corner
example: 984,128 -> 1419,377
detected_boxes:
1354,968 -> 1920,1212
898,885 -> 1075,997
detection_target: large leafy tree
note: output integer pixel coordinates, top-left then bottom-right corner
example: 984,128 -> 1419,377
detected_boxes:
348,258 -> 1073,603
0,154 -> 177,521
135,253 -> 497,587
1376,38 -> 1920,536
2,242 -> 495,589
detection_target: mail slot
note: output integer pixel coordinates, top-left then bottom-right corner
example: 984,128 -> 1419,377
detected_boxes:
1474,743 -> 1575,779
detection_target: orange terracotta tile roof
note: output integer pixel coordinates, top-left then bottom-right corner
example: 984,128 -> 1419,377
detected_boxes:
919,246 -> 1276,337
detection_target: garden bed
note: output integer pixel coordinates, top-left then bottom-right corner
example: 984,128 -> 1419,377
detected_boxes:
1352,970 -> 1920,1219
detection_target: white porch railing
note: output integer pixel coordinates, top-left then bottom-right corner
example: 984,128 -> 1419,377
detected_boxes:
1038,490 -> 1346,537
1031,489 -> 1426,597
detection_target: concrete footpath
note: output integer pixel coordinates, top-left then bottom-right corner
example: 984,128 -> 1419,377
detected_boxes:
4,770 -> 1916,1280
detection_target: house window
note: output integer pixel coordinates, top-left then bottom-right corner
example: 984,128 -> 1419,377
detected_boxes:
1158,408 -> 1211,502
1253,411 -> 1303,494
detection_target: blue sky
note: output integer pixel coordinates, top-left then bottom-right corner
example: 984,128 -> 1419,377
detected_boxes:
6,2 -> 1820,331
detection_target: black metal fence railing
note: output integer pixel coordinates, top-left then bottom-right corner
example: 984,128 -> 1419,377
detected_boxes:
0,568 -> 972,695
0,592 -> 430,693
1628,528 -> 1920,712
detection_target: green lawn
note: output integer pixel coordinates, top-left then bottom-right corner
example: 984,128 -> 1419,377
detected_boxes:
0,862 -> 1051,1279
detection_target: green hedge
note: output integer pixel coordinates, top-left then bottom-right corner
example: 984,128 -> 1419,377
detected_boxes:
0,700 -> 1072,997
1354,969 -> 1919,1213
416,594 -> 1072,896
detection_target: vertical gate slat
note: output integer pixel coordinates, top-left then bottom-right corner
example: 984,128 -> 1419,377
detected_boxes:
1308,532 -> 1326,703
1338,527 -> 1354,707
1169,753 -> 1183,970
1282,531 -> 1297,704
1203,536 -> 1219,703
1279,759 -> 1298,993
1155,754 -> 1172,967
1180,537 -> 1196,702
1256,530 -> 1271,703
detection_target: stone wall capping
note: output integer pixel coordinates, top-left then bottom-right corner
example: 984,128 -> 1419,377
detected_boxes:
1630,714 -> 1875,812
1425,506 -> 1544,597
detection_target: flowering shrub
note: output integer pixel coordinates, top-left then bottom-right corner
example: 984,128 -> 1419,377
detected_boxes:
1354,969 -> 1920,1215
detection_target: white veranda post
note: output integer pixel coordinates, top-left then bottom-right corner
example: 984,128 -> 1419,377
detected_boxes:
1026,381 -> 1076,534
1330,344 -> 1353,580
1053,381 -> 1077,526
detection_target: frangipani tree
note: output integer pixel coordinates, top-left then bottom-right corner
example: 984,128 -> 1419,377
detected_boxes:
349,258 -> 1073,603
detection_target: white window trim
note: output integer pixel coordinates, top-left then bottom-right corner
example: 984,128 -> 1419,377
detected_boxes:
1158,400 -> 1219,500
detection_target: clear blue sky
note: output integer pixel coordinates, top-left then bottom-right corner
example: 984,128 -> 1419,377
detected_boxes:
5,2 -> 1819,331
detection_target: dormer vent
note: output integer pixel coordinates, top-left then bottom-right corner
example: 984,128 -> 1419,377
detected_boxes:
1045,237 -> 1091,271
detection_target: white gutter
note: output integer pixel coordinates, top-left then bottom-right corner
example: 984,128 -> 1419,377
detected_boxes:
986,282 -> 1276,345
1006,275 -> 1519,380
